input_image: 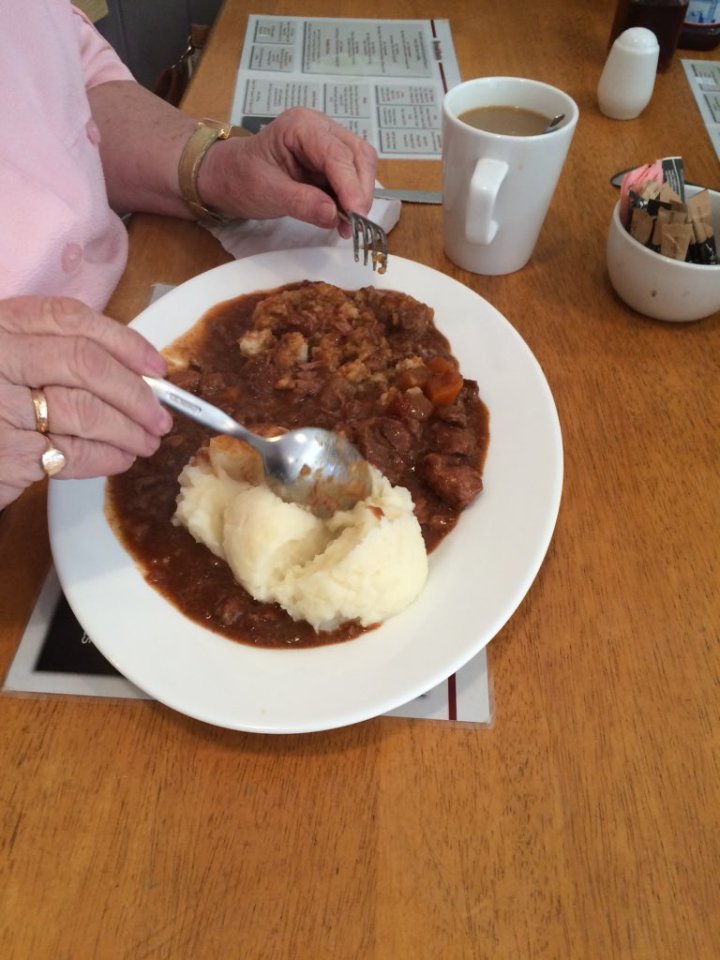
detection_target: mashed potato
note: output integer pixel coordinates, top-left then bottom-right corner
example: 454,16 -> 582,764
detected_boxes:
173,437 -> 428,632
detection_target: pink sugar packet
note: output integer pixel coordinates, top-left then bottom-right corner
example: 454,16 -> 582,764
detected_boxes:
619,159 -> 664,226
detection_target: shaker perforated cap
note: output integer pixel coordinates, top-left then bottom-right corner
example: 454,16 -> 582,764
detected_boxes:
614,26 -> 661,54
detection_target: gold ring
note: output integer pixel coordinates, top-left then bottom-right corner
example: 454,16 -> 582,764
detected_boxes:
41,438 -> 66,478
30,388 -> 49,434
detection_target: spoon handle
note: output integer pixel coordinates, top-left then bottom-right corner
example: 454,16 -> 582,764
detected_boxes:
543,113 -> 565,133
144,376 -> 254,445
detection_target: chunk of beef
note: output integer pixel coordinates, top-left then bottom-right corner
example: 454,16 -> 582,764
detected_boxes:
419,454 -> 483,509
352,416 -> 415,484
359,288 -> 433,337
377,417 -> 414,453
430,422 -> 477,456
434,402 -> 468,427
386,386 -> 434,423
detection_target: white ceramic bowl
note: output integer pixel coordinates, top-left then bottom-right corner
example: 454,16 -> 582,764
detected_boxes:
606,184 -> 720,322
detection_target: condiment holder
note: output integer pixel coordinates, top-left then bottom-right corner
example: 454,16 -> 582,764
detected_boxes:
607,184 -> 720,322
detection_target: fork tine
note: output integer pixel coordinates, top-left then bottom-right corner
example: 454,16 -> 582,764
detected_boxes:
365,218 -> 386,274
366,221 -> 376,269
355,214 -> 370,267
373,221 -> 388,274
348,212 -> 360,263
344,209 -> 388,273
361,219 -> 371,267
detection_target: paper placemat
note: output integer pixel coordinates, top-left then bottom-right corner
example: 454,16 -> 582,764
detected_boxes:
3,565 -> 492,725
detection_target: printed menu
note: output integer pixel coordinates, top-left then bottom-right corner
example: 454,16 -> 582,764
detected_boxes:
682,59 -> 720,164
230,16 -> 461,159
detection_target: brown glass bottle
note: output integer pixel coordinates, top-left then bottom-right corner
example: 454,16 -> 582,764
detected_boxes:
608,0 -> 689,70
679,0 -> 720,50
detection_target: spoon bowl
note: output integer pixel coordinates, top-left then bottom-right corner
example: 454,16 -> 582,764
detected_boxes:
144,376 -> 372,516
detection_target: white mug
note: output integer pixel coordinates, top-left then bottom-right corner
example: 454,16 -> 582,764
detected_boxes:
442,77 -> 579,275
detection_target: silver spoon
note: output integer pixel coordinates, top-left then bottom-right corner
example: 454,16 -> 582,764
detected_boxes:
144,376 -> 372,517
543,113 -> 565,133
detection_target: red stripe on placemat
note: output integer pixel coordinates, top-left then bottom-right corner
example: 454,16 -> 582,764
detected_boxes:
430,20 -> 449,93
447,673 -> 457,721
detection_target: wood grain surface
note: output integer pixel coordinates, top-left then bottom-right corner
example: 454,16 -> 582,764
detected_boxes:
1,2 -> 718,958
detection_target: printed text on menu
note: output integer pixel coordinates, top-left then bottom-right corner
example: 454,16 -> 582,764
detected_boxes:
230,16 -> 461,159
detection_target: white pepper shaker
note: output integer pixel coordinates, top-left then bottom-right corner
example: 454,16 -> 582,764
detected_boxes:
597,27 -> 660,120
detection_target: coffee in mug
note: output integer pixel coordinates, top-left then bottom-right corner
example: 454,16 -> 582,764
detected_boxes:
458,105 -> 550,136
442,77 -> 579,275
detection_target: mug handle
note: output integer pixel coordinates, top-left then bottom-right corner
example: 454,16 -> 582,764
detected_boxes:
466,159 -> 509,245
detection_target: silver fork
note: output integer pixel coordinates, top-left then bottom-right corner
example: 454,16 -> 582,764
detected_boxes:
338,209 -> 388,274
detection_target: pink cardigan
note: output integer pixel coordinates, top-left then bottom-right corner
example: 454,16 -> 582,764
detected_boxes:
0,2 -> 134,310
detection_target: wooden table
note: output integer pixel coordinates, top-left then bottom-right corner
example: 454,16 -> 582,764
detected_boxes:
1,2 -> 718,957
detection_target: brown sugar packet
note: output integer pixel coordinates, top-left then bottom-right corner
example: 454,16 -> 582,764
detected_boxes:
658,181 -> 682,205
687,189 -> 719,265
640,179 -> 661,201
630,207 -> 655,246
660,222 -> 694,261
656,206 -> 699,261
651,205 -> 673,249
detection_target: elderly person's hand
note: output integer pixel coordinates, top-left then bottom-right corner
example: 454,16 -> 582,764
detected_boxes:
197,107 -> 378,234
0,296 -> 171,510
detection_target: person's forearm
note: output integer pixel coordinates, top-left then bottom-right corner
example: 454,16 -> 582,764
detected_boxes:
87,88 -> 377,229
87,80 -> 198,218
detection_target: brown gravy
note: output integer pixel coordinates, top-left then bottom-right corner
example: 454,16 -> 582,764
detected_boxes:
106,281 -> 489,648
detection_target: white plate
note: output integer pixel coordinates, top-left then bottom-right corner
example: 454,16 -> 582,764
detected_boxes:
48,248 -> 562,734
